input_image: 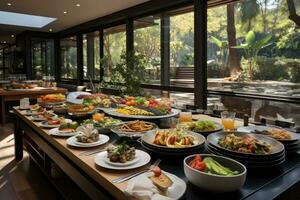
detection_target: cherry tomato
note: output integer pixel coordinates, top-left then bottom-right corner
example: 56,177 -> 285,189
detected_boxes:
195,161 -> 206,171
152,166 -> 161,177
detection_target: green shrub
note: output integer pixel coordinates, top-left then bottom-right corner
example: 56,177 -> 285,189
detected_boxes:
287,59 -> 300,83
253,56 -> 289,81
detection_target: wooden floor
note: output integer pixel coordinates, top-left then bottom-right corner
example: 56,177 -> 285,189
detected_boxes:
0,123 -> 62,200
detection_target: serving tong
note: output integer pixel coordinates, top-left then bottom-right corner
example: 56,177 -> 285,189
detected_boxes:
111,158 -> 162,183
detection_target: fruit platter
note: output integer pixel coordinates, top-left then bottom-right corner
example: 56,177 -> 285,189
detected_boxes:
101,96 -> 179,120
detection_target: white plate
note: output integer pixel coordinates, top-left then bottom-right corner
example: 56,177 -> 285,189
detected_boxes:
140,171 -> 186,200
39,121 -> 61,128
94,150 -> 151,170
30,114 -> 57,121
104,155 -> 140,167
30,116 -> 47,121
21,110 -> 37,116
238,125 -> 300,142
49,128 -> 78,137
67,134 -> 109,148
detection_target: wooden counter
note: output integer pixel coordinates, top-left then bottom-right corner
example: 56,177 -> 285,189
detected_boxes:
0,87 -> 67,124
14,109 -> 300,200
13,109 -> 232,200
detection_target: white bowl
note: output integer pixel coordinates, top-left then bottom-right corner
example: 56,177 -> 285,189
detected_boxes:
184,154 -> 247,192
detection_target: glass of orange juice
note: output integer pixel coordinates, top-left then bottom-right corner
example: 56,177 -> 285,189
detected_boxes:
93,113 -> 104,121
221,111 -> 236,131
179,112 -> 193,123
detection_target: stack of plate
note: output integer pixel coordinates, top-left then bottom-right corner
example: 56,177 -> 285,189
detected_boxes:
206,131 -> 285,168
140,130 -> 206,156
238,126 -> 300,154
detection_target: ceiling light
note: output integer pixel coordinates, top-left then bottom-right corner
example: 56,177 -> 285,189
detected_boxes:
3,41 -> 6,44
11,35 -> 14,38
49,28 -> 53,32
7,3 -> 12,6
76,3 -> 80,7
63,11 -> 67,14
0,11 -> 56,28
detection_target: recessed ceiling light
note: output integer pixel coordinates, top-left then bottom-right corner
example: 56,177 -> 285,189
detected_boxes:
63,11 -> 67,14
7,3 -> 12,6
76,3 -> 80,7
3,41 -> 6,43
0,11 -> 56,28
11,34 -> 14,38
49,28 -> 53,32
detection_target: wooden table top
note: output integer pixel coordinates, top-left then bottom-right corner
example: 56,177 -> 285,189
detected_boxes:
0,87 -> 67,96
14,109 -> 244,200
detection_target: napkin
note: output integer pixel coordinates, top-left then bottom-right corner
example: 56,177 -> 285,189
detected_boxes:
125,174 -> 175,200
76,124 -> 98,136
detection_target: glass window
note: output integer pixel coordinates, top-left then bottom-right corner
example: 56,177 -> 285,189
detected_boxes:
83,31 -> 100,80
60,36 -> 77,79
134,15 -> 161,84
31,39 -> 54,79
207,0 -> 300,98
103,24 -> 126,82
170,9 -> 194,87
208,95 -> 300,125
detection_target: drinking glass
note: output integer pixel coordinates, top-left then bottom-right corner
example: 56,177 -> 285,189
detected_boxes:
221,111 -> 236,131
179,112 -> 193,123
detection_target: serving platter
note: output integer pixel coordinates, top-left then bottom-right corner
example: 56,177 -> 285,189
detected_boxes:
141,142 -> 204,156
141,129 -> 206,151
206,143 -> 285,161
101,108 -> 180,120
206,144 -> 285,167
110,121 -> 158,138
238,125 -> 300,142
207,131 -> 285,157
94,150 -> 151,170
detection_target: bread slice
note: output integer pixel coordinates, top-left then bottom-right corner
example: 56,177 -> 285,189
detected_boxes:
149,173 -> 173,192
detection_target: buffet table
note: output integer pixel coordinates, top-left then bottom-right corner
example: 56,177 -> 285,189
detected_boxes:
13,108 -> 300,200
0,87 -> 67,124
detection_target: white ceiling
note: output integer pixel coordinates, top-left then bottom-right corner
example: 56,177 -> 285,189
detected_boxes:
0,0 -> 149,45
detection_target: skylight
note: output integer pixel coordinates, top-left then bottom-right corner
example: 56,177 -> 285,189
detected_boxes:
0,11 -> 56,28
